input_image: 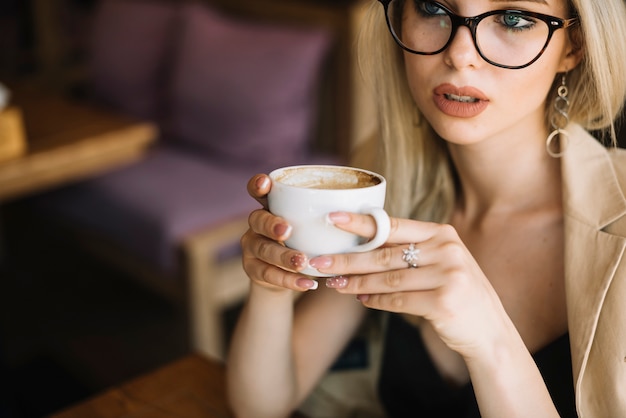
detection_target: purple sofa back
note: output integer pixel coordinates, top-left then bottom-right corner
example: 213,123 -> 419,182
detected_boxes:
89,0 -> 332,168
90,0 -> 178,120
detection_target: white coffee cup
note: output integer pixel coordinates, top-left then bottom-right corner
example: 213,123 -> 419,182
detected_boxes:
268,165 -> 390,277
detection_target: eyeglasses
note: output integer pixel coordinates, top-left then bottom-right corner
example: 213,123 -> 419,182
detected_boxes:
378,0 -> 578,69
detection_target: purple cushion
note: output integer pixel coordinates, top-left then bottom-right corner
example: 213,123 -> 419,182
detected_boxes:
32,147 -> 338,274
33,146 -> 261,273
165,3 -> 332,166
89,0 -> 177,120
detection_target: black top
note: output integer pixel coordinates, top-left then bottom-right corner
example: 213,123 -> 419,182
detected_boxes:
378,314 -> 576,418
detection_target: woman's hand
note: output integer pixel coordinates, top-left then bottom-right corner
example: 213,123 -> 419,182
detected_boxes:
311,211 -> 514,360
241,174 -> 319,292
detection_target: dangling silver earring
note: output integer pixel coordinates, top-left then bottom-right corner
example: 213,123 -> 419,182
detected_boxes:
546,73 -> 570,158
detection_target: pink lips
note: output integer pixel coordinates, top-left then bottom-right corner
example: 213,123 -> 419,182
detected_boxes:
433,83 -> 489,118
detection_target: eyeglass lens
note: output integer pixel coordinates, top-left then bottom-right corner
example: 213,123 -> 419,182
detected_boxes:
387,0 -> 552,68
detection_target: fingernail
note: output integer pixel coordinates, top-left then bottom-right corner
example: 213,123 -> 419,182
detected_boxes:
326,212 -> 351,225
273,223 -> 292,239
256,176 -> 270,190
325,276 -> 348,289
309,256 -> 332,269
290,253 -> 308,269
296,278 -> 318,290
357,294 -> 370,303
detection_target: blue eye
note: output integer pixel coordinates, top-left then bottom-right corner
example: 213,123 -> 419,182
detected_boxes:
499,12 -> 536,30
417,1 -> 447,16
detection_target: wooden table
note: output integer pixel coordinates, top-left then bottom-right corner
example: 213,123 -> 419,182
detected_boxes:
0,84 -> 157,202
51,354 -> 233,418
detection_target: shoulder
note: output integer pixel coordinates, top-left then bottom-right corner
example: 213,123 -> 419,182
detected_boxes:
570,125 -> 626,177
562,126 -> 626,236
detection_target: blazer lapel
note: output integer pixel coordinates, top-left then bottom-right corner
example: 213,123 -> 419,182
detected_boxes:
561,125 -> 626,410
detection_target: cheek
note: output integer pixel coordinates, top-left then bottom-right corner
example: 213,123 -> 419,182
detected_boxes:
542,33 -> 572,72
489,69 -> 555,123
516,61 -> 563,105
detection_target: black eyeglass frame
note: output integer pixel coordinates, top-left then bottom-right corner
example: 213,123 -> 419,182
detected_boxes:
378,0 -> 579,69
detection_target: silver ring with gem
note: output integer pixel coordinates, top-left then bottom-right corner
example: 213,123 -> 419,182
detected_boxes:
402,243 -> 419,268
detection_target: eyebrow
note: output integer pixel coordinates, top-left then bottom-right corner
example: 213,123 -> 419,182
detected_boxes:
490,0 -> 549,4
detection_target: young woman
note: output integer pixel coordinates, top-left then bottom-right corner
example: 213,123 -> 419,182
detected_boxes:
227,0 -> 626,416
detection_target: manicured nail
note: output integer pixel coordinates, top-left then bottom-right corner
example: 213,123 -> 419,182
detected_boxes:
325,276 -> 348,289
326,212 -> 351,225
273,223 -> 292,239
290,253 -> 308,269
256,175 -> 270,190
309,256 -> 332,269
357,294 -> 370,303
296,278 -> 318,290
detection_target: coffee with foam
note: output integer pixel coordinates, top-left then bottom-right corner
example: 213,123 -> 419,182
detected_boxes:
274,166 -> 381,190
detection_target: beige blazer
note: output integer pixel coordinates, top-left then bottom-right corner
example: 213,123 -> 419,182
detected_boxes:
562,124 -> 626,417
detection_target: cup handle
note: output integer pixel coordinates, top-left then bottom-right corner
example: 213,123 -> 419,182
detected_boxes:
351,207 -> 391,253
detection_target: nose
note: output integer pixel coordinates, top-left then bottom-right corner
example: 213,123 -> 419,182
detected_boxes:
443,25 -> 482,69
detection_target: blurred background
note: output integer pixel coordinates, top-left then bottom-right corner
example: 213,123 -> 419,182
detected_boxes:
0,0 -> 371,416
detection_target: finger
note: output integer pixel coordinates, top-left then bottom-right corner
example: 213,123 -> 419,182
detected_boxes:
311,241 -> 434,275
327,211 -> 377,239
242,255 -> 319,292
247,174 -> 272,208
328,212 -> 455,246
356,289 -> 439,317
330,266 -> 443,295
241,229 -> 307,272
248,209 -> 292,241
387,219 -> 458,246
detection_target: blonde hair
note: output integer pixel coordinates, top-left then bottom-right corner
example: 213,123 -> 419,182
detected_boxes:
357,0 -> 626,220
560,0 -> 626,140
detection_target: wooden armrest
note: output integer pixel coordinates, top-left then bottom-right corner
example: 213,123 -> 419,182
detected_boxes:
182,217 -> 251,358
183,217 -> 250,302
182,217 -> 249,259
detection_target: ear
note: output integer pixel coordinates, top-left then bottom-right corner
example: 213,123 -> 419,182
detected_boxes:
558,26 -> 584,72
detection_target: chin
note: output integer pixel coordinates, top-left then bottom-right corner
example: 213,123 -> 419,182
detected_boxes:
424,115 -> 487,145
